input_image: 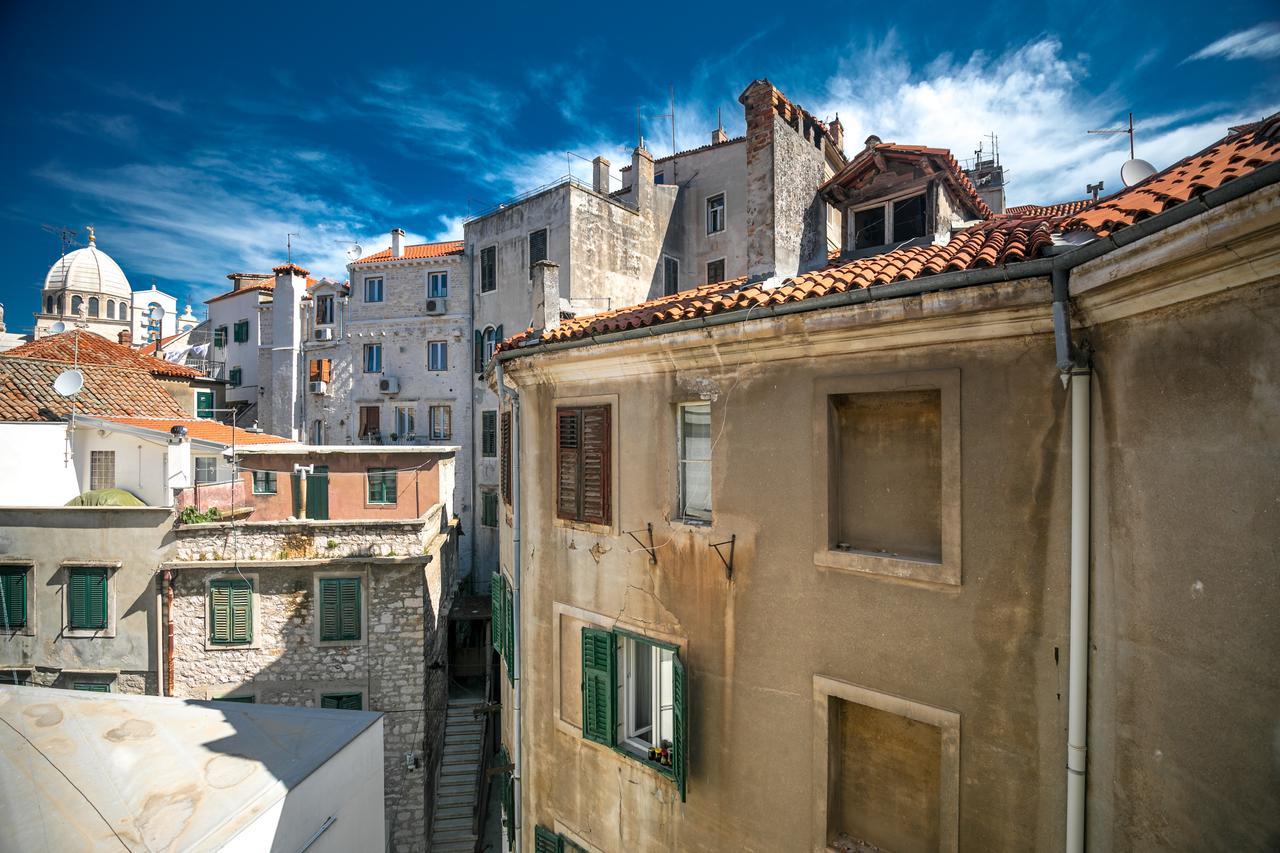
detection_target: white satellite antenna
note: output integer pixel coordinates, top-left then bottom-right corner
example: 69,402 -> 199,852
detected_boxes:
49,321 -> 67,334
53,368 -> 84,397
1088,111 -> 1157,187
334,240 -> 362,262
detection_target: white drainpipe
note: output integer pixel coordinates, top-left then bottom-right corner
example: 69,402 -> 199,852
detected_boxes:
1065,366 -> 1092,852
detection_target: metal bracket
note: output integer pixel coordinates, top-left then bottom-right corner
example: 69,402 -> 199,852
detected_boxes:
485,763 -> 514,778
624,523 -> 658,565
709,534 -> 736,580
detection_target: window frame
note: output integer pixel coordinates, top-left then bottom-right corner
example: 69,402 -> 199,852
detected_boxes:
480,245 -> 497,293
358,405 -> 381,439
428,271 -> 449,299
251,470 -> 277,495
554,403 -> 613,528
319,691 -> 364,710
363,343 -> 382,374
850,190 -> 928,251
528,228 -> 549,279
65,566 -> 110,633
481,489 -> 499,528
364,276 -> 384,303
208,576 -> 254,646
676,401 -> 712,523
428,404 -> 452,442
194,456 -> 219,485
366,467 -> 398,506
89,449 -> 116,491
394,405 -> 415,438
1,565 -> 30,631
428,340 -> 448,372
213,326 -> 228,347
316,575 -> 363,644
706,192 -> 726,235
316,294 -> 335,325
228,366 -> 242,387
233,319 -> 250,343
705,257 -> 726,285
662,256 -> 680,297
481,410 -> 497,457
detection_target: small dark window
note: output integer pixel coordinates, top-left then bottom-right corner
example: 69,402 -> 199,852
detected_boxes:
367,468 -> 397,505
529,229 -> 548,278
228,367 -> 242,387
501,411 -> 512,504
67,568 -> 108,630
706,258 -> 725,284
316,295 -> 334,325
320,692 -> 362,710
482,410 -> 497,457
663,257 -> 680,296
481,491 -> 499,527
706,193 -> 726,234
481,246 -> 497,292
654,172 -> 666,185
1,568 -> 28,629
893,194 -> 927,242
556,405 -> 611,525
854,206 -> 886,249
318,577 -> 361,641
252,471 -> 277,494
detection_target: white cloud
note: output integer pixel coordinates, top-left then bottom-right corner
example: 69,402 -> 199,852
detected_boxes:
1188,23 -> 1280,62
429,214 -> 467,241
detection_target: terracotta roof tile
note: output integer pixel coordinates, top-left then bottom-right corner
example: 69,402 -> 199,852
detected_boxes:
0,357 -> 190,421
1003,199 -> 1095,218
351,241 -> 464,266
1064,112 -> 1280,237
102,417 -> 292,446
500,217 -> 1059,351
4,330 -> 202,378
205,279 -> 273,304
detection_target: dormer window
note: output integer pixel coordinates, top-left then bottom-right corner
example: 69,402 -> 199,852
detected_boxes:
852,193 -> 927,250
316,295 -> 334,325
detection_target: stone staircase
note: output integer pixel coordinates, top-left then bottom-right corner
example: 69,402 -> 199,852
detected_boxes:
429,694 -> 486,852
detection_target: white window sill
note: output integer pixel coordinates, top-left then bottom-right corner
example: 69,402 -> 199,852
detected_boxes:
814,547 -> 958,586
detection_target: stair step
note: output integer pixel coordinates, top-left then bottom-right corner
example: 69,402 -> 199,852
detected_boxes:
432,827 -> 478,841
436,805 -> 472,820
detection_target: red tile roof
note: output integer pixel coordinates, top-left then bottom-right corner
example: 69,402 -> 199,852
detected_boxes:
351,241 -> 465,265
103,417 -> 293,446
1063,111 -> 1280,237
4,330 -> 202,379
500,217 -> 1058,350
137,331 -> 187,356
1003,199 -> 1095,218
0,357 -> 190,421
821,141 -> 994,219
206,274 -> 319,304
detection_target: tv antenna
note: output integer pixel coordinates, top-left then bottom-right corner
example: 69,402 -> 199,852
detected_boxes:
286,233 -> 298,264
1088,112 -> 1156,187
42,224 -> 78,258
637,85 -> 678,155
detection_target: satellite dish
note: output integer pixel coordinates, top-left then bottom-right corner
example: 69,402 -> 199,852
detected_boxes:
53,369 -> 84,397
1121,158 -> 1157,188
346,243 -> 362,261
49,321 -> 67,334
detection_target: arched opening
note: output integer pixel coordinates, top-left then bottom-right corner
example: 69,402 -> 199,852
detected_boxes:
56,296 -> 64,314
88,297 -> 100,317
482,326 -> 497,365
71,295 -> 83,316
44,295 -> 53,314
106,300 -> 115,319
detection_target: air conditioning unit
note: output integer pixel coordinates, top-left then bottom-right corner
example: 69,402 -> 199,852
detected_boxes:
308,381 -> 328,395
425,298 -> 447,315
379,376 -> 400,394
314,327 -> 333,341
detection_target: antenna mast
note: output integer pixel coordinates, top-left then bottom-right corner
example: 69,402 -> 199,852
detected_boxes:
1088,111 -> 1136,159
287,233 -> 298,264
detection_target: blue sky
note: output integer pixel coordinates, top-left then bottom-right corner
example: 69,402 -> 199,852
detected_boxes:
1,1 -> 1277,333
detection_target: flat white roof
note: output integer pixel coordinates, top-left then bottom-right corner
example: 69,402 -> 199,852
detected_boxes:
0,685 -> 380,851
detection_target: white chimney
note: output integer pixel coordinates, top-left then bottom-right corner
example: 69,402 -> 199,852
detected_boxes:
391,228 -> 405,258
592,156 -> 611,194
531,260 -> 561,333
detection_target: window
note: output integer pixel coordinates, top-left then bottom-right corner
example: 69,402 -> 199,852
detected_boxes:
229,367 -> 242,387
500,411 -> 512,504
358,405 -> 380,438
1,567 -> 28,630
428,340 -> 448,371
316,294 -> 335,325
429,405 -> 452,441
654,172 -> 666,185
90,450 -> 115,491
195,456 -> 218,485
854,205 -> 887,249
480,326 -> 500,368
71,295 -> 83,315
529,228 -> 548,278
321,692 -> 362,710
893,194 -> 927,242
428,271 -> 448,299
394,405 -> 415,437
581,627 -> 687,799
233,320 -> 250,343
490,573 -> 515,685
252,471 -> 277,494
482,410 -> 497,457
364,277 -> 384,303
209,578 -> 252,644
106,299 -> 116,319
67,568 -> 108,631
367,468 -> 397,505
88,297 -> 99,317
678,403 -> 712,521
220,695 -> 255,703
318,577 -> 361,642
663,256 -> 680,297
73,682 -> 110,692
706,258 -> 725,285
481,490 -> 499,527
706,193 -> 726,234
363,343 -> 382,373
310,358 -> 332,384
195,390 -> 214,418
213,326 -> 228,347
311,419 -> 325,445
480,246 -> 496,292
556,405 -> 611,525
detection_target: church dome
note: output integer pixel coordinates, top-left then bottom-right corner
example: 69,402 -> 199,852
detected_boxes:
43,231 -> 132,300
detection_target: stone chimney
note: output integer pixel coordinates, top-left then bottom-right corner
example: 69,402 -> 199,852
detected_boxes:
226,272 -> 272,292
712,126 -> 729,145
531,260 -> 561,333
829,115 -> 844,154
631,144 -> 655,212
118,328 -> 132,345
266,262 -> 308,440
391,228 -> 405,258
592,156 -> 611,194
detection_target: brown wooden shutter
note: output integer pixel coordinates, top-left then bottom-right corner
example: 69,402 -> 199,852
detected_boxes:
500,411 -> 512,505
556,408 -> 580,521
579,405 -> 611,525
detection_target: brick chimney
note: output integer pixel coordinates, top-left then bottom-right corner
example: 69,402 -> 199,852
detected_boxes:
226,272 -> 272,292
531,260 -> 561,333
391,228 -> 405,258
592,156 -> 611,194
118,328 -> 132,345
631,144 -> 655,212
829,115 -> 844,154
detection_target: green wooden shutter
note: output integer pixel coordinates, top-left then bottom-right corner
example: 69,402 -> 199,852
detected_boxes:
490,573 -> 503,659
307,466 -> 329,520
195,391 -> 214,419
534,826 -> 563,853
339,578 -> 360,640
319,578 -> 340,641
581,627 -> 615,745
291,472 -> 302,517
505,582 -> 515,685
474,329 -> 483,373
321,692 -> 362,710
210,578 -> 252,644
73,682 -> 110,692
1,569 -> 26,629
68,568 -> 107,630
229,581 -> 252,643
495,324 -> 504,350
673,650 -> 688,802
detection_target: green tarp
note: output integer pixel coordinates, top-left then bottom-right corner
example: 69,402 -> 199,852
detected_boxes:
65,488 -> 146,507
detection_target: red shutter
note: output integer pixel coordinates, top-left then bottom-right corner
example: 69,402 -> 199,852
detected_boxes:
500,411 -> 512,505
579,405 -> 611,525
556,409 -> 580,521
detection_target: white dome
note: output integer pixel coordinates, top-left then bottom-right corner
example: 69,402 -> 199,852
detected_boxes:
43,239 -> 132,300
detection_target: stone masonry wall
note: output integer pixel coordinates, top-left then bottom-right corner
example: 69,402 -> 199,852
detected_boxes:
174,517 -> 434,562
